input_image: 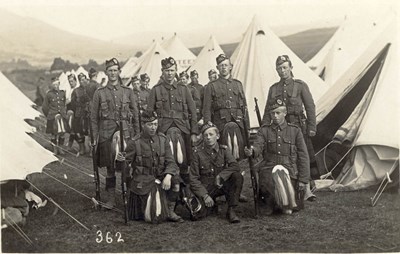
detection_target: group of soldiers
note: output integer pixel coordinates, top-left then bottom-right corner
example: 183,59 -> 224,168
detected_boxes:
42,52 -> 318,224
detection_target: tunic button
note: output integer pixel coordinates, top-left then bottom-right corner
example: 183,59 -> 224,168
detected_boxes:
172,103 -> 174,105
278,144 -> 281,146
229,89 -> 231,91
284,90 -> 287,93
278,151 -> 281,154
278,136 -> 281,139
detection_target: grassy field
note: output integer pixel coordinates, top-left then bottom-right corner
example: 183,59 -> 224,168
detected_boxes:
2,129 -> 400,253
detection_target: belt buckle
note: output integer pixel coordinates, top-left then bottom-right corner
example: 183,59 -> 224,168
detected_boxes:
226,100 -> 232,109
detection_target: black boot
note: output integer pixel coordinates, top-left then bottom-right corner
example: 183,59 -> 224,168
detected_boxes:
226,207 -> 240,223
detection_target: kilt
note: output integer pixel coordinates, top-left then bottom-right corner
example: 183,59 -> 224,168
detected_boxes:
96,138 -> 114,168
128,184 -> 168,223
72,116 -> 89,136
46,118 -> 69,135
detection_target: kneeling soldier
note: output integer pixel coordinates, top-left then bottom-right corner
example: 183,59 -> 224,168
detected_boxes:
117,111 -> 181,223
244,99 -> 310,215
189,122 -> 243,223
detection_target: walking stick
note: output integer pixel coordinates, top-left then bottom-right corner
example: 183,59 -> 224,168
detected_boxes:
119,109 -> 129,224
88,112 -> 101,209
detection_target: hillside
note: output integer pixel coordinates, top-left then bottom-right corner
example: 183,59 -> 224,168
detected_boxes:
0,9 -> 136,67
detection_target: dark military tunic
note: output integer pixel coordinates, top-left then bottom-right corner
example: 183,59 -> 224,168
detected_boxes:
147,79 -> 198,135
91,81 -> 139,168
69,86 -> 90,137
188,81 -> 204,120
86,79 -> 101,102
203,76 -> 249,132
261,78 -> 316,133
252,121 -> 310,191
42,88 -> 68,134
125,132 -> 178,221
189,144 -> 243,217
137,86 -> 150,111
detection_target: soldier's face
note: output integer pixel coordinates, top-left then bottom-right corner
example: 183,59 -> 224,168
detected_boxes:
270,107 -> 287,125
191,75 -> 198,83
140,80 -> 149,87
209,73 -> 218,81
162,65 -> 177,83
180,76 -> 188,85
51,81 -> 60,90
203,128 -> 220,147
217,59 -> 232,77
133,81 -> 140,91
143,119 -> 158,136
276,62 -> 292,80
68,77 -> 77,88
106,66 -> 121,83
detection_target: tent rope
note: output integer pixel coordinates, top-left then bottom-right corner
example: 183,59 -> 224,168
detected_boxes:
4,214 -> 33,245
42,170 -> 123,213
31,132 -> 79,157
25,180 -> 90,231
312,144 -> 354,193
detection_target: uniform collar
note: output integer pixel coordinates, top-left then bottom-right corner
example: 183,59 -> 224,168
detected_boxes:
106,80 -> 121,90
218,75 -> 233,83
161,78 -> 178,89
204,143 -> 220,154
272,120 -> 288,130
280,77 -> 293,85
141,131 -> 156,142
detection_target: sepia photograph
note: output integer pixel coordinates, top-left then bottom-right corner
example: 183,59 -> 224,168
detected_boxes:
0,0 -> 399,252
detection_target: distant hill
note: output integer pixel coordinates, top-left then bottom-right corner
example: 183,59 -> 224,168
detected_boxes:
0,9 -> 136,67
189,27 -> 337,62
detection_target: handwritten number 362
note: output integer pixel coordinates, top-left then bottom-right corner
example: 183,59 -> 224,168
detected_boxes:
96,231 -> 124,243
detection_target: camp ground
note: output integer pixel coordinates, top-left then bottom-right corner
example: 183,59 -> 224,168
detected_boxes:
1,1 -> 399,253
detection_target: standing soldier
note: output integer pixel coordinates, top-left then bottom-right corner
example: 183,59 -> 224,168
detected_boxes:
245,99 -> 310,215
91,58 -> 140,209
138,73 -> 151,111
68,73 -> 91,155
189,122 -> 243,223
146,57 -> 199,221
42,77 -> 68,155
180,71 -> 202,122
86,68 -> 101,102
66,74 -> 79,151
116,111 -> 181,223
188,70 -> 204,121
261,55 -> 317,201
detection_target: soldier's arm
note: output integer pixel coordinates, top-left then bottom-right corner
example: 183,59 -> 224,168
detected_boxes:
69,89 -> 77,112
185,86 -> 199,134
163,136 -> 178,176
90,90 -> 100,140
295,128 -> 310,183
128,89 -> 140,135
219,149 -> 240,181
124,139 -> 136,165
202,84 -> 212,123
42,94 -> 49,117
146,87 -> 157,114
238,81 -> 250,128
189,153 -> 208,198
261,87 -> 272,125
252,127 -> 267,158
300,82 -> 316,133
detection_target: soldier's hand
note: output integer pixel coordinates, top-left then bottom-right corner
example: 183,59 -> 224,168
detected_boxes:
191,134 -> 199,143
197,119 -> 204,125
298,182 -> 307,191
91,140 -> 97,147
116,152 -> 126,162
162,174 -> 172,190
215,175 -> 223,189
309,130 -> 316,137
203,194 -> 214,208
244,146 -> 253,157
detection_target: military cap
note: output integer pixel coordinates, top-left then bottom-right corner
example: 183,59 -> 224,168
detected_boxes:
276,55 -> 292,67
201,121 -> 219,134
216,54 -> 229,65
190,70 -> 198,77
208,69 -> 217,76
88,68 -> 97,78
131,76 -> 140,82
179,71 -> 189,79
161,57 -> 176,69
269,98 -> 286,111
77,72 -> 87,80
141,111 -> 158,123
51,76 -> 59,83
140,73 -> 150,81
67,73 -> 77,80
105,58 -> 120,70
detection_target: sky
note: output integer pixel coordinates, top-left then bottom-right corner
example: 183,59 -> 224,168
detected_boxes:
0,0 -> 397,42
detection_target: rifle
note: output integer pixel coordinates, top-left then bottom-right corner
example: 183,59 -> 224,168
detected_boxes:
87,112 -> 101,209
242,107 -> 259,217
137,101 -> 142,132
254,97 -> 262,127
119,109 -> 129,224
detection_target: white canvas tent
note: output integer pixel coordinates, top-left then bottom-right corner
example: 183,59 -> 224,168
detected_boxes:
314,16 -> 399,191
187,35 -> 224,85
120,56 -> 140,79
231,16 -> 329,128
307,10 -> 394,87
75,66 -> 88,78
162,33 -> 196,71
0,72 -> 57,181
